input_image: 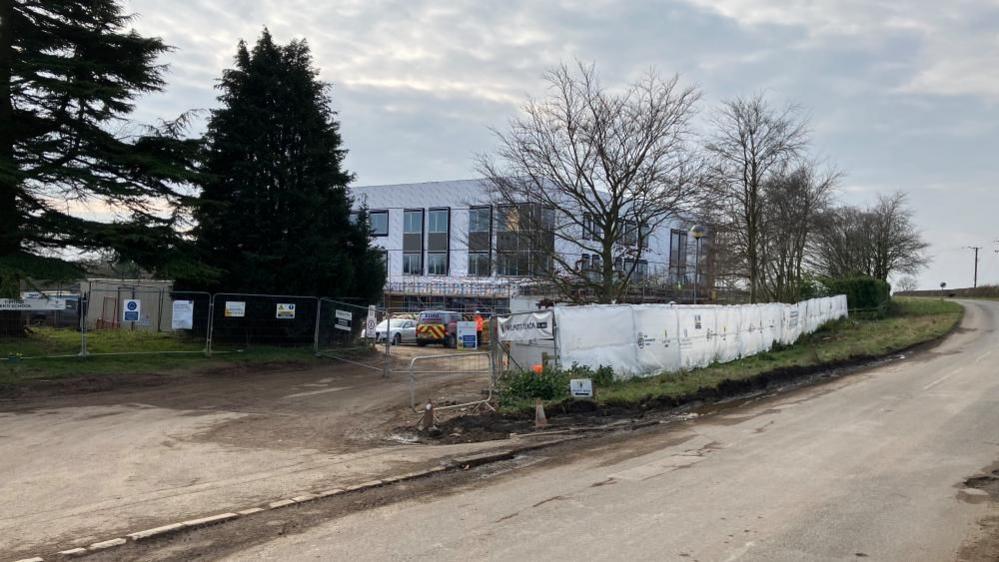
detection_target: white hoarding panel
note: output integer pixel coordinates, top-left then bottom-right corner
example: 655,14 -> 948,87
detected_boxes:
632,305 -> 681,374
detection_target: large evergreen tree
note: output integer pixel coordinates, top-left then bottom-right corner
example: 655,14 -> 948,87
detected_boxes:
0,0 -> 200,333
189,31 -> 384,299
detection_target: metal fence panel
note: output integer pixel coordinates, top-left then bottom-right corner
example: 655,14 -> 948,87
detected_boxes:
79,288 -> 211,357
208,293 -> 320,353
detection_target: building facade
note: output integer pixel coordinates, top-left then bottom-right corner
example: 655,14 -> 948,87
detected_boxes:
351,179 -> 702,311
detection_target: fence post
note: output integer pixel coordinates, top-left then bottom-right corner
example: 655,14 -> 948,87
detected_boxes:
383,309 -> 391,379
313,298 -> 322,355
489,316 -> 499,387
79,295 -> 89,357
206,294 -> 215,357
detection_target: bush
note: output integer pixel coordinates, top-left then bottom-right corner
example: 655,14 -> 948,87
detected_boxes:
499,368 -> 569,403
498,363 -> 617,405
821,277 -> 890,311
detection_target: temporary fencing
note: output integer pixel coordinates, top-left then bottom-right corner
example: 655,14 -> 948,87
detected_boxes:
551,295 -> 848,377
407,347 -> 496,412
208,293 -> 320,353
82,288 -> 211,358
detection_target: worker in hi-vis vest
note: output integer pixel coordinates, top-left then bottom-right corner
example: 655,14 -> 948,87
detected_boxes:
475,312 -> 485,346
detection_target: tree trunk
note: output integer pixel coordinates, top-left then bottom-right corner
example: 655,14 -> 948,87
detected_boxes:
0,2 -> 26,337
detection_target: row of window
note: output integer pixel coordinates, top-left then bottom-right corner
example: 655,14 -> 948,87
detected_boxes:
578,254 -> 650,281
368,206 -> 559,238
580,213 -> 648,248
397,250 -> 548,277
371,209 -> 451,237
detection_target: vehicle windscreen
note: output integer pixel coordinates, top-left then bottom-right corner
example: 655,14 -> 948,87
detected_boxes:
419,312 -> 445,324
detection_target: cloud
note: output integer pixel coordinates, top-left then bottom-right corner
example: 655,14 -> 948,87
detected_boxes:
677,0 -> 999,99
116,0 -> 999,290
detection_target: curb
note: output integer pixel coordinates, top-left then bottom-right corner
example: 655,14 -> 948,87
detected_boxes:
22,435 -> 586,561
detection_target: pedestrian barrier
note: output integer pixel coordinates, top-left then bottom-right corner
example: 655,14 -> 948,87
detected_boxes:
407,350 -> 496,412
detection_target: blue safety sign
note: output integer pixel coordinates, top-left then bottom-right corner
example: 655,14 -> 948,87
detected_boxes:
123,299 -> 141,322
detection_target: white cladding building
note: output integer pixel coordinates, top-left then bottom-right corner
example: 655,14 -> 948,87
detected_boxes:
350,179 -> 700,311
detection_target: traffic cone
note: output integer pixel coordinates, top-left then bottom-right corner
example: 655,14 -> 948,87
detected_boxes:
534,399 -> 548,429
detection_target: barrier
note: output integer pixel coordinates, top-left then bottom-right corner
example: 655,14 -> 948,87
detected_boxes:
554,295 -> 849,378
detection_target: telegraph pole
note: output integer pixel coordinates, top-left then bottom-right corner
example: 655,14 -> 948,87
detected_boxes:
966,246 -> 982,288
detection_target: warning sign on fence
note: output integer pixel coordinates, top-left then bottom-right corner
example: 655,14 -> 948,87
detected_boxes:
334,309 -> 352,332
224,301 -> 246,318
122,299 -> 141,322
276,303 -> 296,319
365,305 -> 377,338
172,300 -> 194,330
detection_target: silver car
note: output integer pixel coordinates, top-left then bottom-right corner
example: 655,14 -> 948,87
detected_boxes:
374,319 -> 417,345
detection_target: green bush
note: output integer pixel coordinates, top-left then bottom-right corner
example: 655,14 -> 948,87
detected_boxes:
821,277 -> 891,311
499,368 -> 569,403
498,363 -> 617,405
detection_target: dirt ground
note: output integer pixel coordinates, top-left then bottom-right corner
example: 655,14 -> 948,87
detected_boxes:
0,345 -> 500,559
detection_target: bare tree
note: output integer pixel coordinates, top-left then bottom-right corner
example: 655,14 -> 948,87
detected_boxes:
704,94 -> 809,303
811,205 -> 875,278
812,192 -> 928,282
478,62 -> 701,303
895,276 -> 919,293
868,192 -> 929,281
759,163 -> 837,302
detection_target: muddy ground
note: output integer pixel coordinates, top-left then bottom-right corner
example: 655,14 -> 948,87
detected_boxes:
0,345 -> 500,559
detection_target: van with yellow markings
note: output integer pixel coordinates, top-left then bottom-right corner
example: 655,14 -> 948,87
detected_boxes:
416,310 -> 461,348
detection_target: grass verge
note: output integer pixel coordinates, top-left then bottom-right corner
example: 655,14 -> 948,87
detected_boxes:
0,327 -> 329,386
500,297 -> 964,415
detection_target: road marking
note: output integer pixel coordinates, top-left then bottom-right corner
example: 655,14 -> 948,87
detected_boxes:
282,387 -> 352,399
723,541 -> 756,562
923,369 -> 962,391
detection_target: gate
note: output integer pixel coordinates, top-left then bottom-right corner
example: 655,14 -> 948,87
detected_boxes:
407,350 -> 497,412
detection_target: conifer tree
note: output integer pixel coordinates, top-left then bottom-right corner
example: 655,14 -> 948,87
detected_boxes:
0,0 -> 200,333
190,30 -> 384,299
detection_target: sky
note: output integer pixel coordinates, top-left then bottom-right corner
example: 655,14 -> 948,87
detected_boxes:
122,0 -> 999,290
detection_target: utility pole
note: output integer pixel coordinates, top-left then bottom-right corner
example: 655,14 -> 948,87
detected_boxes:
966,246 -> 982,288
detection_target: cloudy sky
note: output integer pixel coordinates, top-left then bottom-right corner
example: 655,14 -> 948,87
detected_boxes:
123,0 -> 999,289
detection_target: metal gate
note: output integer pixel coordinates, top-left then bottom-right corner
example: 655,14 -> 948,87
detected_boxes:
407,350 -> 496,412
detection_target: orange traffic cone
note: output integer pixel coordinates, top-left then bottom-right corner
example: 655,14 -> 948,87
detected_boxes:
534,399 -> 548,429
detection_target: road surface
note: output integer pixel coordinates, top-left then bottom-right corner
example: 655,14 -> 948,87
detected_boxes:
221,300 -> 999,561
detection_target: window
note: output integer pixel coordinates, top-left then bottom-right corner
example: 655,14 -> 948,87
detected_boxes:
496,252 -> 529,276
624,259 -> 649,282
369,210 -> 389,236
469,207 -> 491,233
403,252 -> 422,275
669,229 -> 688,281
495,205 -> 516,232
582,213 -> 598,241
427,252 -> 447,275
428,209 -> 449,234
621,220 -> 639,246
468,252 -> 490,277
404,210 -> 423,234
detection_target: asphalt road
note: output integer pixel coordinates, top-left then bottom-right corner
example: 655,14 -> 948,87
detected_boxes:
222,300 -> 999,562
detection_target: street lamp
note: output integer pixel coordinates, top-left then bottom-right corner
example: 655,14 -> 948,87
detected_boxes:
690,225 -> 707,304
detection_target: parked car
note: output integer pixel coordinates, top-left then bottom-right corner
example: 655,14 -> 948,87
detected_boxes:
371,318 -> 417,345
416,310 -> 462,347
